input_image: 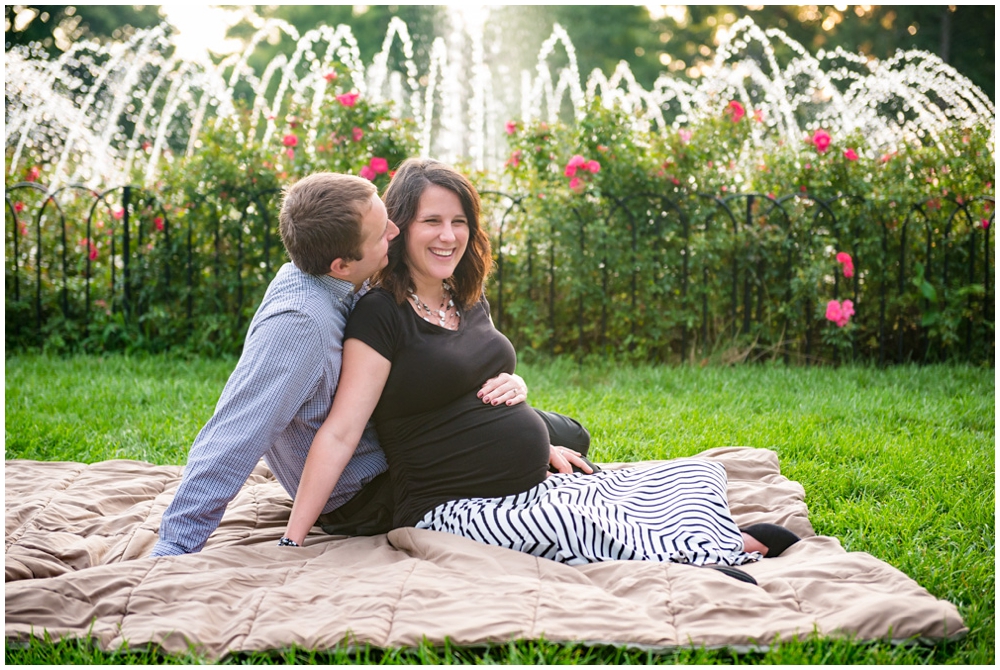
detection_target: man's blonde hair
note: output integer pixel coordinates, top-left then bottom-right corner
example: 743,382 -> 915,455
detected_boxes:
278,173 -> 376,275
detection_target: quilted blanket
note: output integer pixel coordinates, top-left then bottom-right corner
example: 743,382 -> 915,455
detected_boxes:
5,447 -> 965,658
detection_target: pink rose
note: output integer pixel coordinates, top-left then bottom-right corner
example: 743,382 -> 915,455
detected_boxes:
564,164 -> 577,177
14,201 -> 24,212
586,159 -> 601,173
726,100 -> 745,123
753,109 -> 764,123
154,217 -> 164,231
844,148 -> 858,161
505,149 -> 522,168
811,129 -> 831,154
336,92 -> 360,107
324,72 -> 337,83
568,176 -> 582,191
840,299 -> 854,322
982,219 -> 991,230
352,127 -> 364,142
505,120 -> 517,135
836,252 -> 854,277
359,164 -> 376,181
282,134 -> 298,147
26,166 -> 40,182
113,207 -> 124,220
825,299 -> 854,328
370,157 -> 389,174
678,128 -> 692,144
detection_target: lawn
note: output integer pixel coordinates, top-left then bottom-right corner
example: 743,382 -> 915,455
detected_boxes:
4,354 -> 995,665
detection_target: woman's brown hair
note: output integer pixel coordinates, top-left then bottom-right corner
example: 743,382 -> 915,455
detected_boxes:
375,158 -> 492,310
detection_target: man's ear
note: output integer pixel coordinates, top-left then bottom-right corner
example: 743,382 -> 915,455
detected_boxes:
328,257 -> 352,280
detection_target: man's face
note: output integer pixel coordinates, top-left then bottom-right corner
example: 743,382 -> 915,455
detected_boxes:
343,193 -> 398,288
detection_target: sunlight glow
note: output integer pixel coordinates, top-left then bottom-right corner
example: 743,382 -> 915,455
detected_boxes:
160,4 -> 247,64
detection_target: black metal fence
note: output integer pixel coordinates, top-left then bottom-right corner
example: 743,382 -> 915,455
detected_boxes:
6,182 -> 994,364
481,189 -> 994,365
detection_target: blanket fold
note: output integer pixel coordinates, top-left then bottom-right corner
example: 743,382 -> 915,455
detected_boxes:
5,447 -> 965,658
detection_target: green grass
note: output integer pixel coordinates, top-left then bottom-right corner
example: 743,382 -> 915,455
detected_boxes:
4,354 -> 995,665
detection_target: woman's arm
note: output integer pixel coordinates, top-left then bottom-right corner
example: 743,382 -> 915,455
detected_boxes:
283,338 -> 391,544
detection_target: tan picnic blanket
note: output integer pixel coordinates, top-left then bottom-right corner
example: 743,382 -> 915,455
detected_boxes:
5,447 -> 965,658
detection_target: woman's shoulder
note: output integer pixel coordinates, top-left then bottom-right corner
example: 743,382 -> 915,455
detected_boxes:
356,287 -> 401,309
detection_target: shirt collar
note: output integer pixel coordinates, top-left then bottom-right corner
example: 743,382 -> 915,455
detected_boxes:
313,271 -> 358,307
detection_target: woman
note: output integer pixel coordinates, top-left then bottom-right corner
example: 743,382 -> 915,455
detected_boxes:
282,159 -> 797,577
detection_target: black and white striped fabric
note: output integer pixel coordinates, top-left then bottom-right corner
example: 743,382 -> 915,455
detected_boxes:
415,459 -> 760,567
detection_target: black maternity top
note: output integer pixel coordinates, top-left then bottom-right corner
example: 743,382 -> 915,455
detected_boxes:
344,288 -> 551,528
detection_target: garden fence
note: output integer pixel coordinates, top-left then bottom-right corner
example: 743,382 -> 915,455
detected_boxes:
5,182 -> 994,364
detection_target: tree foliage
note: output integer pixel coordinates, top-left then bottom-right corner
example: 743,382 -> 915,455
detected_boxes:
4,5 -> 166,53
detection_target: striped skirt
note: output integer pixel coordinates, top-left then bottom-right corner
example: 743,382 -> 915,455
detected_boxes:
415,459 -> 759,567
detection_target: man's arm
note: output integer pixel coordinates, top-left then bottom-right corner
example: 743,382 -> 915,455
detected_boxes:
151,311 -> 328,556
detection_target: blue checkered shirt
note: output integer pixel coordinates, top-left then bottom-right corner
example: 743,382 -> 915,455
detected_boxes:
151,263 -> 386,556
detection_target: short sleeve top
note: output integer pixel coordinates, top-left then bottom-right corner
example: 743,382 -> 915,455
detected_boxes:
345,288 -> 550,527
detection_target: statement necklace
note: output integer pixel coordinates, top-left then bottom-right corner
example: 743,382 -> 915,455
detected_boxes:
409,282 -> 461,328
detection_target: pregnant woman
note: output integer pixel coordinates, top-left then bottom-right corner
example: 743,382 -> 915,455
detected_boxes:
282,158 -> 798,579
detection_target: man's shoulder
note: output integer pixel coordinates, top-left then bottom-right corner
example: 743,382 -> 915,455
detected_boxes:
259,264 -> 351,318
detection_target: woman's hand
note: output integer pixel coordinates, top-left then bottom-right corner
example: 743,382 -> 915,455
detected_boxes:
478,372 -> 527,406
547,445 -> 594,475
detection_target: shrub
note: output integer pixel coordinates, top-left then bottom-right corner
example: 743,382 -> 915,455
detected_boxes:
5,92 -> 993,363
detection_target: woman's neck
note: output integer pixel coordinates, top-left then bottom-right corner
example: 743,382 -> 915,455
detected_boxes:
411,276 -> 444,301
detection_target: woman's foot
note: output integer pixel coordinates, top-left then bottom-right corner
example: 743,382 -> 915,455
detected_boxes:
741,523 -> 801,557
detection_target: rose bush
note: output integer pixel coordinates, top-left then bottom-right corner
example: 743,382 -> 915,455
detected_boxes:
482,100 -> 994,364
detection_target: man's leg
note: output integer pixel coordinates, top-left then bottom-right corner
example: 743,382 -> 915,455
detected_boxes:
533,408 -> 591,456
317,471 -> 394,536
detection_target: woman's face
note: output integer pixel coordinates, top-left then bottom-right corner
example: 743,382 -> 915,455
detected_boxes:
404,184 -> 470,291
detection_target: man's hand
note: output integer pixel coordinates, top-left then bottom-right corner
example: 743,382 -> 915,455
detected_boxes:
478,372 -> 527,406
547,445 -> 594,475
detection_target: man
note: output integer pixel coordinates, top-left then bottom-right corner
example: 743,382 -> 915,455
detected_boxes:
151,173 -> 590,556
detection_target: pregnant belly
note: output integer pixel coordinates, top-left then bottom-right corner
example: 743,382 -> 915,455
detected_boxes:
377,393 -> 551,526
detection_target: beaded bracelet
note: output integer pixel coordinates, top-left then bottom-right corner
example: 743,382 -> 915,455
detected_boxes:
277,536 -> 300,547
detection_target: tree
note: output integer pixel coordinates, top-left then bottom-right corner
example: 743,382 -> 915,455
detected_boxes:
223,5 -> 440,76
4,5 -> 166,54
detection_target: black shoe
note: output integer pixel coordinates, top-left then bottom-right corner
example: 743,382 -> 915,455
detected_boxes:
741,523 -> 801,557
702,564 -> 758,585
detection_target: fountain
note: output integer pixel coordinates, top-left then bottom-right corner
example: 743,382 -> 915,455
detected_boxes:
4,13 -> 994,191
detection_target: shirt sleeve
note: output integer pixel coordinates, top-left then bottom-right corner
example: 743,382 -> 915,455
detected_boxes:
151,309 -> 328,556
344,290 -> 400,362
